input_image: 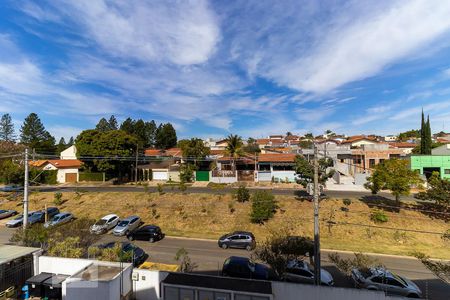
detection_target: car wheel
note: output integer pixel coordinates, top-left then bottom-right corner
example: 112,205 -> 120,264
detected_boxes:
149,237 -> 155,243
221,243 -> 228,249
245,245 -> 252,251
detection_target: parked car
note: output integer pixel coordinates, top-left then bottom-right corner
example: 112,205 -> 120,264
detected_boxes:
5,212 -> 36,228
44,207 -> 60,219
284,259 -> 334,286
0,209 -> 17,220
112,215 -> 141,236
90,214 -> 120,234
44,212 -> 74,228
218,231 -> 256,251
0,185 -> 23,192
222,256 -> 274,280
97,242 -> 147,267
351,267 -> 422,298
127,225 -> 164,242
28,211 -> 46,225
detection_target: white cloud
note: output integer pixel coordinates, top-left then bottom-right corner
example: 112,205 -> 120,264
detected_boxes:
47,125 -> 83,140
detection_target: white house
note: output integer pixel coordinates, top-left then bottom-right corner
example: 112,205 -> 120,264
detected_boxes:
60,145 -> 77,159
31,159 -> 83,183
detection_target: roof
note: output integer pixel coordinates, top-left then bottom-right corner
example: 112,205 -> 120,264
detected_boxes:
165,148 -> 182,157
29,160 -> 48,167
43,274 -> 69,288
0,245 -> 41,264
256,138 -> 270,144
48,159 -> 82,169
285,135 -> 299,140
209,149 -> 226,155
144,149 -> 165,156
342,136 -> 377,144
100,214 -> 118,220
388,142 -> 417,148
145,148 -> 182,157
258,153 -> 297,163
162,272 -> 272,295
26,272 -> 54,285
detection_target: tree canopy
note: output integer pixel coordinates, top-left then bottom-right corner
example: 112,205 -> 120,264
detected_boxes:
398,129 -> 420,142
20,113 -> 56,153
294,155 -> 334,187
120,118 -> 157,148
0,113 -> 15,142
420,111 -> 432,155
179,138 -> 210,163
56,137 -> 67,154
364,159 -> 423,202
416,172 -> 450,207
155,123 -> 177,149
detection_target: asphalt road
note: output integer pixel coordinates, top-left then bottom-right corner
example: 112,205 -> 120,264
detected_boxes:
27,185 -> 417,201
0,226 -> 447,299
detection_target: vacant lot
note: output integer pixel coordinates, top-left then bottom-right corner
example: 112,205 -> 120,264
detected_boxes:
1,190 -> 449,259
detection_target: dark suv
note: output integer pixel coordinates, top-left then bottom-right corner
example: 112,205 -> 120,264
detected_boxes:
222,256 -> 273,280
127,225 -> 164,243
218,231 -> 256,251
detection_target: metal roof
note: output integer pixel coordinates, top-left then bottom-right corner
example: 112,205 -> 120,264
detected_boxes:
0,245 -> 41,264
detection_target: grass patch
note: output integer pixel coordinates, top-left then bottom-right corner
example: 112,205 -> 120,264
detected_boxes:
3,193 -> 449,259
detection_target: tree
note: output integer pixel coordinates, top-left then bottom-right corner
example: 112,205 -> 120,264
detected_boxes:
120,118 -> 157,148
294,155 -> 334,188
155,123 -> 177,149
243,138 -> 261,154
304,133 -> 314,140
419,111 -> 432,155
180,138 -> 210,164
225,134 -> 244,171
75,129 -> 137,178
47,236 -> 83,258
20,113 -> 56,153
398,129 -> 420,142
175,248 -> 197,272
328,252 -> 383,276
235,185 -> 250,203
67,136 -> 74,146
416,172 -> 450,207
0,113 -> 15,141
108,115 -> 118,130
179,163 -> 196,183
364,159 -> 423,202
250,190 -> 277,224
253,229 -> 313,279
286,132 -> 293,136
56,137 -> 67,154
120,117 -> 135,134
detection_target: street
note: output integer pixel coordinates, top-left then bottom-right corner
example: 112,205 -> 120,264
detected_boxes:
0,226 -> 448,299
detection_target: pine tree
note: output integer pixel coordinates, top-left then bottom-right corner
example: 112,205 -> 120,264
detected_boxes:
67,136 -> 74,146
20,113 -> 56,153
155,123 -> 177,149
57,137 -> 67,154
95,118 -> 111,132
108,115 -> 118,130
420,110 -> 425,154
424,116 -> 432,155
0,113 -> 15,141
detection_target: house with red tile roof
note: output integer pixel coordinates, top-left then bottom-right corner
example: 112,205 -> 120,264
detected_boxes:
256,153 -> 297,182
30,159 -> 83,183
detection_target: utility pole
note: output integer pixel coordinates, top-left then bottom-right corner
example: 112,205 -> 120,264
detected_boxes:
23,148 -> 29,230
134,144 -> 139,183
313,144 -> 321,285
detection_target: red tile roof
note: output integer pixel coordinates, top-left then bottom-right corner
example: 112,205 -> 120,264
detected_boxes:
341,136 -> 377,144
48,159 -> 83,168
145,149 -> 164,156
256,139 -> 270,144
388,142 -> 417,148
210,149 -> 226,155
29,160 -> 49,168
258,153 -> 297,162
165,148 -> 182,157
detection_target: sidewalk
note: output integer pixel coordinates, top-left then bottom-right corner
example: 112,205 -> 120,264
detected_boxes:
325,183 -> 367,192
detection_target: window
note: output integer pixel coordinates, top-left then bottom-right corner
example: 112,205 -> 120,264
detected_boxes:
445,169 -> 450,174
230,235 -> 240,240
369,159 -> 376,168
379,159 -> 385,164
386,278 -> 404,287
371,276 -> 383,283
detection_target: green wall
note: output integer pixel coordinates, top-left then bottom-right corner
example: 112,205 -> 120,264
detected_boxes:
410,155 -> 450,179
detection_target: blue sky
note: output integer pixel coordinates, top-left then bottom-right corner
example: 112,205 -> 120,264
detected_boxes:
1,0 -> 450,140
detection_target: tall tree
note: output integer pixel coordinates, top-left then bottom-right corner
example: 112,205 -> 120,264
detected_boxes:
180,138 -> 210,164
144,120 -> 157,148
424,116 -> 432,155
420,110 -> 425,153
0,113 -> 15,141
294,155 -> 334,187
155,123 -> 177,149
120,118 -> 135,134
108,115 -> 118,130
20,113 -> 56,153
95,118 -> 111,132
120,118 -> 157,148
67,136 -> 74,147
56,137 -> 67,154
225,134 -> 244,171
364,159 -> 423,202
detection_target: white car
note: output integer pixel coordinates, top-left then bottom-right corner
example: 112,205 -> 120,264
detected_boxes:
5,212 -> 36,228
90,214 -> 120,234
44,213 -> 74,228
284,259 -> 334,286
112,215 -> 141,236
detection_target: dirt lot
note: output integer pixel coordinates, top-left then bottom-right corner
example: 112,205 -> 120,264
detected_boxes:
1,190 -> 449,259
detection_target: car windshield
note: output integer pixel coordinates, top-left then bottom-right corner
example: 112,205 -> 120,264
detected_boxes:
123,244 -> 134,252
391,273 -> 407,286
52,216 -> 61,222
117,221 -> 129,227
14,214 -> 23,220
95,219 -> 107,225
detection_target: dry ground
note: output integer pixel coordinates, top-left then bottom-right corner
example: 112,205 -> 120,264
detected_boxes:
1,190 -> 449,259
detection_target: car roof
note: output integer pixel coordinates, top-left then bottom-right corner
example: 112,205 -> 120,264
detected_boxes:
141,225 -> 159,230
231,231 -> 254,236
101,214 -> 119,220
122,215 -> 139,221
54,213 -> 70,217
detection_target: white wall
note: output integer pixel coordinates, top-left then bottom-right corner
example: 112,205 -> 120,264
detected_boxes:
271,171 -> 296,182
272,282 -> 402,300
60,146 -> 77,159
57,168 -> 79,183
38,256 -> 93,276
133,270 -> 169,300
210,172 -> 238,183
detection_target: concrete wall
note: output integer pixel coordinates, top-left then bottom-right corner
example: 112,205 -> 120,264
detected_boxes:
257,171 -> 272,182
133,269 -> 169,300
60,146 -> 77,159
272,281 -> 401,300
57,168 -> 79,183
210,174 -> 238,183
271,171 -> 296,182
168,171 -> 180,182
38,256 -> 93,276
411,155 -> 450,179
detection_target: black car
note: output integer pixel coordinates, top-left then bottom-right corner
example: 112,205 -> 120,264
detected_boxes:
222,256 -> 273,280
45,207 -> 60,219
218,231 -> 256,251
127,225 -> 164,242
98,242 -> 147,266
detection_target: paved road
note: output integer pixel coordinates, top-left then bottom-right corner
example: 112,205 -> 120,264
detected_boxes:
0,227 -> 447,299
28,185 -> 417,201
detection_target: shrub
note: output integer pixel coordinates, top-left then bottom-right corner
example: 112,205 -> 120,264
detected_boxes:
250,190 -> 277,224
157,183 -> 164,195
54,192 -> 63,205
228,201 -> 235,214
343,198 -> 352,207
329,252 -> 383,276
179,164 -> 196,183
442,229 -> 450,242
179,181 -> 187,193
235,185 -> 250,203
370,209 -> 388,223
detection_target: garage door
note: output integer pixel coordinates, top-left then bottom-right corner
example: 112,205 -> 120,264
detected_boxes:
65,173 -> 77,183
152,171 -> 168,180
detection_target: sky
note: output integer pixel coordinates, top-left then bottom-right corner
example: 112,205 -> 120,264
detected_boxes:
1,0 -> 450,141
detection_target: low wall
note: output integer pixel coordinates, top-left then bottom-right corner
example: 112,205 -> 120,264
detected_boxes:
271,171 -> 296,182
133,269 -> 169,300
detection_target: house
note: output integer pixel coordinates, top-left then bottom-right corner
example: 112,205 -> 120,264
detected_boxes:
203,138 -> 228,151
29,159 -> 83,183
384,135 -> 398,142
388,142 -> 417,155
256,153 -> 297,182
60,145 -> 77,159
411,144 -> 450,179
341,135 -> 378,148
139,148 -> 183,181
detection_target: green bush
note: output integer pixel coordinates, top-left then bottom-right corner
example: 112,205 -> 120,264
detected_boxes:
79,172 -> 104,181
157,183 -> 164,195
250,190 -> 277,224
370,209 -> 388,223
54,192 -> 63,205
343,198 -> 352,207
235,185 -> 250,203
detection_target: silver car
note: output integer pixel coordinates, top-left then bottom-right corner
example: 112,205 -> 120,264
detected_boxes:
90,214 -> 120,234
5,211 -> 36,228
112,215 -> 141,236
352,267 -> 422,298
0,209 -> 17,220
284,259 -> 334,286
44,212 -> 74,228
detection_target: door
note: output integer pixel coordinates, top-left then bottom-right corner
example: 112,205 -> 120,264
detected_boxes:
196,171 -> 210,181
65,173 -> 77,183
228,235 -> 242,248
